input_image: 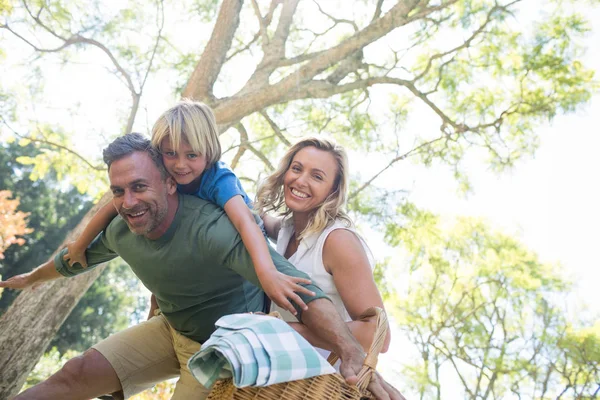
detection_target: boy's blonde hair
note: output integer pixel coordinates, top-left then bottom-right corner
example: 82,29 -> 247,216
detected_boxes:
151,99 -> 221,165
256,137 -> 353,240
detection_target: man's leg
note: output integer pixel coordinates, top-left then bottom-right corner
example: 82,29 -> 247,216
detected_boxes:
170,327 -> 210,400
93,313 -> 180,399
15,349 -> 121,400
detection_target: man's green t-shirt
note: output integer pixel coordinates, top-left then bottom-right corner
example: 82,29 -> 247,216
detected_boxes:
54,193 -> 327,343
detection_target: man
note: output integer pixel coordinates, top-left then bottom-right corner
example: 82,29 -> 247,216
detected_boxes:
0,133 -> 402,400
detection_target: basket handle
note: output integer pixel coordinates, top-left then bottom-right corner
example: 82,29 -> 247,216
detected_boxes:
326,306 -> 389,391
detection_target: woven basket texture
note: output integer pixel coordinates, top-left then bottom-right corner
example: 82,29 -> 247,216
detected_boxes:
205,307 -> 387,400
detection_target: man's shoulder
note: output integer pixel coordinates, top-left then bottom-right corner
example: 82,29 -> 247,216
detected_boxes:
180,193 -> 221,214
106,214 -> 139,235
106,214 -> 128,233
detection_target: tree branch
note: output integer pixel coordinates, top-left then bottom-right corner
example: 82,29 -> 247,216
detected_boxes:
1,119 -> 105,171
244,0 -> 300,88
251,0 -> 270,49
349,134 -> 448,200
259,111 -> 291,146
234,123 -> 275,171
413,2 -> 503,82
312,0 -> 359,32
182,0 -> 243,102
226,0 -> 282,62
212,0 -> 459,124
372,0 -> 385,22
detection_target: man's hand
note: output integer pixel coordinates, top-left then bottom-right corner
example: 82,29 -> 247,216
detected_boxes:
0,259 -> 61,291
258,269 -> 314,316
0,272 -> 35,290
339,348 -> 406,400
369,372 -> 406,400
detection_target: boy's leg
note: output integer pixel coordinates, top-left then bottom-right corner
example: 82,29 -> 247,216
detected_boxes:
14,348 -> 121,400
170,327 -> 210,400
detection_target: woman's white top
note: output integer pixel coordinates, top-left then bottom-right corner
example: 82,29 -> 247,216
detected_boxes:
270,218 -> 374,362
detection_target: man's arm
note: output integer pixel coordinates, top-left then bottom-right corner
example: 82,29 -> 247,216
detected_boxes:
0,258 -> 62,290
300,298 -> 404,400
54,232 -> 119,277
0,231 -> 119,290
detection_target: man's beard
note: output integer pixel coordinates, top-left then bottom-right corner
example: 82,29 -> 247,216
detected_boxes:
121,200 -> 168,236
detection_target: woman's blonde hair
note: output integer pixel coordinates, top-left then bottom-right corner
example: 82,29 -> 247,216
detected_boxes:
256,137 -> 353,240
150,99 -> 221,165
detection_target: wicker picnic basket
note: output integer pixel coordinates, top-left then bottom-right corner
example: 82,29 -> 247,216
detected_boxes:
206,306 -> 388,400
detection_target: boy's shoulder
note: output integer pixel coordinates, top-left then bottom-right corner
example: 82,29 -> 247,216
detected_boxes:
202,161 -> 236,183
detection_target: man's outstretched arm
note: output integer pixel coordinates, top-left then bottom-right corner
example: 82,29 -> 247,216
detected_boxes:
0,231 -> 119,291
301,298 -> 405,400
0,258 -> 62,290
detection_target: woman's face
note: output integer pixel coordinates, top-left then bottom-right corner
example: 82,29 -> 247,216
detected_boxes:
283,146 -> 339,216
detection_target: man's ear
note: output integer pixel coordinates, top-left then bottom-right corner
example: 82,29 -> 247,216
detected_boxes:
166,176 -> 177,195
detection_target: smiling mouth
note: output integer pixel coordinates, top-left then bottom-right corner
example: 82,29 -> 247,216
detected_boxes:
290,188 -> 309,199
125,209 -> 148,220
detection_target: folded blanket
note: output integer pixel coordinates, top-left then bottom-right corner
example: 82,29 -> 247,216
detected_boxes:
188,313 -> 336,389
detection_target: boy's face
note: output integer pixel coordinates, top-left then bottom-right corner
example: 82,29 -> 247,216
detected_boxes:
159,137 -> 208,189
109,151 -> 176,238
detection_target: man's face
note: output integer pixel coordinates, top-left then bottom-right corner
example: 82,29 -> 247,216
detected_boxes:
108,151 -> 176,237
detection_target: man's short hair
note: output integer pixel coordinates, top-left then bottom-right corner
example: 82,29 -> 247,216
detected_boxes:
103,133 -> 169,179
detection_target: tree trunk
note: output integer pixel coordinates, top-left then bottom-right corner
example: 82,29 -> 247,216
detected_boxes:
0,192 -> 111,399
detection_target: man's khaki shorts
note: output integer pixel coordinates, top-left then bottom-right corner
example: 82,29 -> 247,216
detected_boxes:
93,312 -> 210,399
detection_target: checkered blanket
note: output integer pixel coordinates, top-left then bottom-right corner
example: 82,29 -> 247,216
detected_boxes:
188,313 -> 336,389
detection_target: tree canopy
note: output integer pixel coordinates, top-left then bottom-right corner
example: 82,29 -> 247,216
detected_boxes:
386,207 -> 600,399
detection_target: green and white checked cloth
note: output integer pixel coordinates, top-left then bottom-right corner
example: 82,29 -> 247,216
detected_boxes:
188,313 -> 336,389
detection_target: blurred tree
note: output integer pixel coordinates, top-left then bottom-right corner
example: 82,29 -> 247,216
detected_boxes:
385,208 -> 600,399
0,190 -> 32,260
0,142 -> 145,354
0,142 -> 93,303
0,0 -> 598,396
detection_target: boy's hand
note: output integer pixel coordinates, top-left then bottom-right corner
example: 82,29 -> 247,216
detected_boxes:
259,269 -> 315,316
63,241 -> 88,268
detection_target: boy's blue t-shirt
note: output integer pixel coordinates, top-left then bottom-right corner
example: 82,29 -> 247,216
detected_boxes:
178,161 -> 252,209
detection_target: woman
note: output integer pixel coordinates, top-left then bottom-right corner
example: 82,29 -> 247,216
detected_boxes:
256,137 -> 391,359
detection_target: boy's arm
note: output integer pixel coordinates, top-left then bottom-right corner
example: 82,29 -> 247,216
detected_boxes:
223,195 -> 314,315
261,213 -> 282,241
64,202 -> 118,267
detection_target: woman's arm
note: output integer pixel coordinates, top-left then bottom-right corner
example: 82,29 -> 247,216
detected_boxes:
322,229 -> 391,353
224,196 -> 313,315
63,202 -> 118,267
147,294 -> 159,320
261,213 -> 282,241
